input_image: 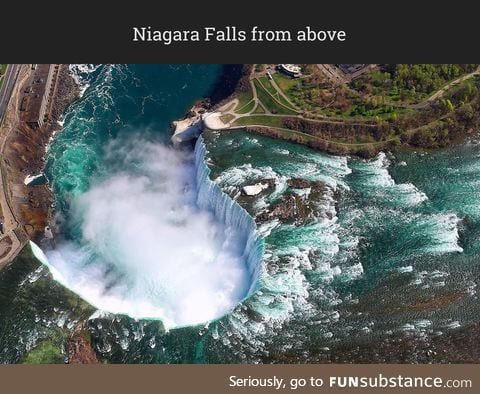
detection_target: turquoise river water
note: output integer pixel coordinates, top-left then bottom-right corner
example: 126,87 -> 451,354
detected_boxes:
0,64 -> 479,363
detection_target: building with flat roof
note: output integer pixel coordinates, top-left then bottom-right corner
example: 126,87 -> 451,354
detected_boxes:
278,64 -> 302,78
22,64 -> 58,128
337,64 -> 367,74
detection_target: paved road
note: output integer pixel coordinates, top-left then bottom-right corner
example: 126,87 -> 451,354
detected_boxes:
0,64 -> 21,125
0,64 -> 25,270
410,67 -> 480,109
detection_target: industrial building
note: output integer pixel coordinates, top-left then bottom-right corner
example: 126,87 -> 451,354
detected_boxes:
21,64 -> 59,128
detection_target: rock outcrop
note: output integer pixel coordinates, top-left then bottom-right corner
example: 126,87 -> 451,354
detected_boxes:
67,324 -> 99,364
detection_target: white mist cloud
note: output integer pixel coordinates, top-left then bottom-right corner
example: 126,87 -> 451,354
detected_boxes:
44,137 -> 252,329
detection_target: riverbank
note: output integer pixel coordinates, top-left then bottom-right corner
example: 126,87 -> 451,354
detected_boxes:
171,65 -> 251,143
0,65 -> 102,364
0,65 -> 79,268
201,125 -> 480,364
25,65 -> 235,363
210,64 -> 480,158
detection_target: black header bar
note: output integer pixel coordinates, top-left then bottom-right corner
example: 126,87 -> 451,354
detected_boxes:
2,0 -> 477,63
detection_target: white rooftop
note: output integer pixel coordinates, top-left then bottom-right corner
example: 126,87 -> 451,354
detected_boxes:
281,64 -> 301,73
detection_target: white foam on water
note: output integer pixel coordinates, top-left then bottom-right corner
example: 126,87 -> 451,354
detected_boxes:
202,244 -> 322,359
18,265 -> 45,287
341,262 -> 364,281
214,164 -> 278,187
400,323 -> 416,331
269,175 -> 288,201
229,248 -> 313,331
298,151 -> 352,179
274,148 -> 290,155
292,187 -> 311,198
415,319 -> 432,329
444,321 -> 461,329
198,137 -> 363,356
395,183 -> 428,206
410,278 -> 423,286
397,266 -> 414,273
422,213 -> 463,254
69,64 -> 103,97
257,219 -> 281,238
354,152 -> 428,207
410,268 -> 451,288
245,136 -> 262,147
398,319 -> 433,333
280,156 -> 351,191
88,310 -> 111,320
213,164 -> 288,205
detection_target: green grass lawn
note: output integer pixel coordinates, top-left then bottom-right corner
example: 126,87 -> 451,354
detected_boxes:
257,76 -> 299,110
232,114 -> 398,152
233,114 -> 286,128
275,94 -> 297,110
254,79 -> 297,115
220,113 -> 235,123
22,341 -> 64,364
273,127 -> 318,142
253,104 -> 266,114
236,90 -> 253,110
272,72 -> 298,93
236,99 -> 255,114
258,76 -> 277,95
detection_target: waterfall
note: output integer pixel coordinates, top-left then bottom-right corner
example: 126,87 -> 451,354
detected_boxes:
194,135 -> 264,295
28,135 -> 263,328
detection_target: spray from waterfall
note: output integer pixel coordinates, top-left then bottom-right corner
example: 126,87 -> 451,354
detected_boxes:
32,135 -> 263,329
